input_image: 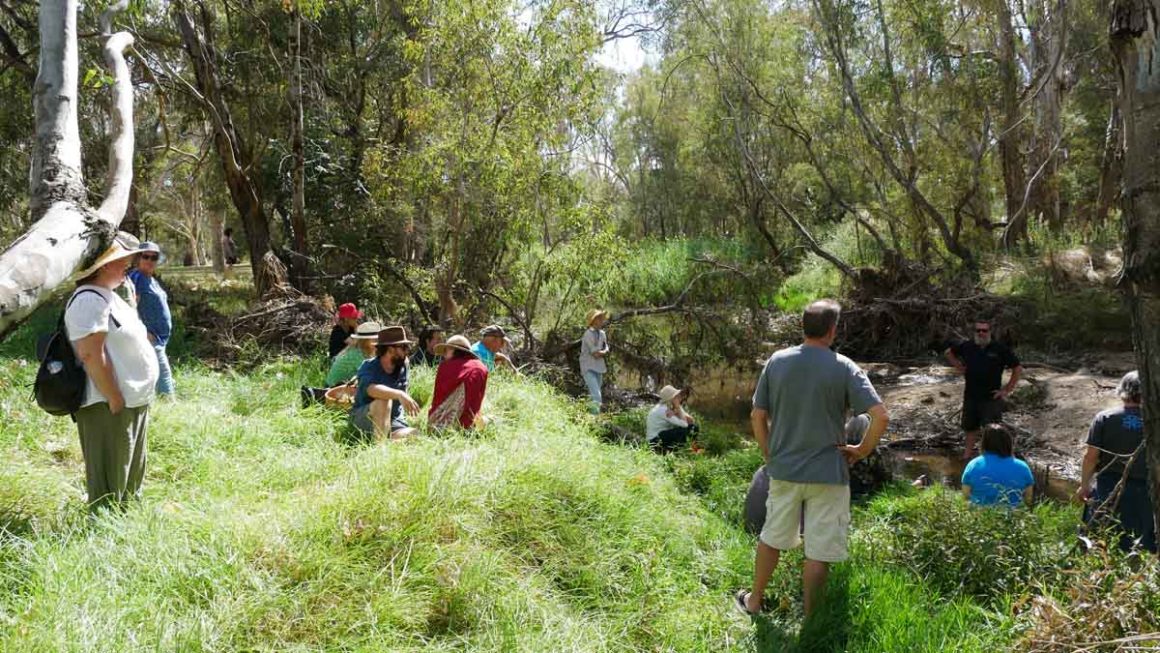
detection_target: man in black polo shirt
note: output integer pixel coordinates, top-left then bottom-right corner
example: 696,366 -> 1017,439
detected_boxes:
945,319 -> 1022,460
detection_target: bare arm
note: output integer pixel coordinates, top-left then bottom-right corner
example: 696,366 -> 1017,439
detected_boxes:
74,332 -> 124,414
1022,486 -> 1034,506
839,403 -> 889,464
752,407 -> 770,463
1075,445 -> 1099,502
997,365 -> 1022,399
962,484 -> 972,501
367,383 -> 419,415
945,348 -> 966,374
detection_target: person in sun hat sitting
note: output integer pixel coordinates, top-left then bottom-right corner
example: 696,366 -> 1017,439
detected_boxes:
428,335 -> 490,430
325,321 -> 380,387
329,302 -> 363,361
645,385 -> 699,453
471,324 -> 517,373
580,308 -> 611,414
349,326 -> 420,440
128,241 -> 175,397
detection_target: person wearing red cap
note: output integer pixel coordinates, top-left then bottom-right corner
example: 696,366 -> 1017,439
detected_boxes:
329,303 -> 363,360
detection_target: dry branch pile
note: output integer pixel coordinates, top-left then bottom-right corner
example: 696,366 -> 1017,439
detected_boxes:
838,262 -> 1022,359
178,289 -> 330,365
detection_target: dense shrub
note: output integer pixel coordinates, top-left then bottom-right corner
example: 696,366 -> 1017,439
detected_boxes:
858,488 -> 1077,604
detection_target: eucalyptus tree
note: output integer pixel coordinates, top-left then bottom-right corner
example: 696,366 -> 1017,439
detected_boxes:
0,1 -> 138,336
1110,0 -> 1160,544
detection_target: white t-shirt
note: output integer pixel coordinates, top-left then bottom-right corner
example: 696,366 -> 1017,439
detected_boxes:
646,402 -> 690,441
65,284 -> 159,408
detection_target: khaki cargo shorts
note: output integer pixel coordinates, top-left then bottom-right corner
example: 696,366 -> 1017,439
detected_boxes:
760,479 -> 851,563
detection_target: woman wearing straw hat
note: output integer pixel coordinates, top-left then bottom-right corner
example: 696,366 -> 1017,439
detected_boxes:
428,335 -> 490,429
580,309 -> 610,414
325,321 -> 381,386
65,232 -> 160,511
646,385 -> 699,453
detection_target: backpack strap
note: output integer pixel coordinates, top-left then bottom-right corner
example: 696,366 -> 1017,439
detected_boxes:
65,287 -> 121,333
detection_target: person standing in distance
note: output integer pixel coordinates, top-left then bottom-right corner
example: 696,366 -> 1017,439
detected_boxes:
128,242 -> 175,397
736,299 -> 888,618
945,319 -> 1022,460
579,309 -> 610,414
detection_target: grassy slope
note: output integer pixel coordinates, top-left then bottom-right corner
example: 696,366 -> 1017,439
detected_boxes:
0,305 -> 1093,652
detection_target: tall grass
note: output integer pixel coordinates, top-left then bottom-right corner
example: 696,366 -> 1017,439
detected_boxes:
0,301 -> 1150,651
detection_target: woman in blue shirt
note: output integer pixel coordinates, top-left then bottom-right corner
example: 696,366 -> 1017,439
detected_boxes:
961,423 -> 1034,507
128,242 -> 174,396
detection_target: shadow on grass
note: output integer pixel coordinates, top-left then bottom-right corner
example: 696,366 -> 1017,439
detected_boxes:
755,566 -> 851,653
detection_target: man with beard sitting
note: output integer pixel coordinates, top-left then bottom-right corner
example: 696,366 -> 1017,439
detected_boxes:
349,326 -> 421,440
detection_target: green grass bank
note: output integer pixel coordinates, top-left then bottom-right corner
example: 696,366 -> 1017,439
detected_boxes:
0,312 -> 1156,651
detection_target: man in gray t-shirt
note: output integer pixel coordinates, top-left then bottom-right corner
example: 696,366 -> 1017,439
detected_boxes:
736,299 -> 888,619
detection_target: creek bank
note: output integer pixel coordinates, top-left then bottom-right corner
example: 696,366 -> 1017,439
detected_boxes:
603,354 -> 1133,486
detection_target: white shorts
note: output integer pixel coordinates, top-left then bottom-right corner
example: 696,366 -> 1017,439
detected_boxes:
759,479 -> 851,563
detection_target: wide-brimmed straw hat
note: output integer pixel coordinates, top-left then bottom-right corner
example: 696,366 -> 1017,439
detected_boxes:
351,321 -> 382,340
586,308 -> 610,327
658,385 -> 681,403
434,334 -> 477,358
76,231 -> 141,279
376,325 -> 412,347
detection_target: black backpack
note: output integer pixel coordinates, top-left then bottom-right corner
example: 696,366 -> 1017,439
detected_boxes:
34,289 -> 115,416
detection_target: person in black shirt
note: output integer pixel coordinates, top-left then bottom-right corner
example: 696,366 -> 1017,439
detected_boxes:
409,326 -> 445,367
945,319 -> 1022,460
329,302 -> 363,360
1076,371 -> 1155,552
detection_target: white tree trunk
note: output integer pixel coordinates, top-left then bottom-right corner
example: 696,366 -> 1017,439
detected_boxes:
0,0 -> 135,339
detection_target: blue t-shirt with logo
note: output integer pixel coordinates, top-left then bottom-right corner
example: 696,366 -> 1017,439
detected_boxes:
962,453 -> 1034,507
471,341 -> 496,372
353,358 -> 408,422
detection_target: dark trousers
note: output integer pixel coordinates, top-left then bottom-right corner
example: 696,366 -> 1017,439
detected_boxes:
1085,475 -> 1157,553
650,423 -> 700,453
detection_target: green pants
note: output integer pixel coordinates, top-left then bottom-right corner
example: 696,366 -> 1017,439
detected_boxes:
75,403 -> 150,511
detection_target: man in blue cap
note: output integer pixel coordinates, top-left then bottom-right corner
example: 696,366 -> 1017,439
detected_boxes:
129,242 -> 175,396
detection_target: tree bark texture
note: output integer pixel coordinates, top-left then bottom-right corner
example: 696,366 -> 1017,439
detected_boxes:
174,0 -> 274,295
1110,0 -> 1160,547
288,7 -> 309,289
996,0 -> 1028,241
0,0 -> 134,339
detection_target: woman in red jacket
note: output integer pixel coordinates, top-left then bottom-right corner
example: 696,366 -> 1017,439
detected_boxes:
429,335 -> 489,429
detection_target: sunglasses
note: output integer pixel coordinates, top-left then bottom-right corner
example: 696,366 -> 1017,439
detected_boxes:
975,328 -> 990,333
139,254 -> 159,261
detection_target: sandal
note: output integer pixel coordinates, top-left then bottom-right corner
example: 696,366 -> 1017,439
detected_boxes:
734,589 -> 762,616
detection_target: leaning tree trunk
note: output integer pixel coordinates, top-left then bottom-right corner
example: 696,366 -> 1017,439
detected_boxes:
1110,0 -> 1160,547
0,0 -> 135,339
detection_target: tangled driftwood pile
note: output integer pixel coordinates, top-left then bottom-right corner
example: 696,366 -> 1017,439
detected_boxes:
838,262 -> 1022,360
177,286 -> 330,365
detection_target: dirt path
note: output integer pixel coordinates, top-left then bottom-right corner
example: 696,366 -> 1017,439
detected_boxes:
872,356 -> 1134,480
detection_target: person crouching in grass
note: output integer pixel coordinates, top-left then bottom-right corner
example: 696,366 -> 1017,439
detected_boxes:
349,326 -> 420,440
961,423 -> 1034,508
646,385 -> 699,453
326,321 -> 380,387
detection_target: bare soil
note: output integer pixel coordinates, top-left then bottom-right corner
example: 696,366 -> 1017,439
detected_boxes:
873,356 -> 1134,481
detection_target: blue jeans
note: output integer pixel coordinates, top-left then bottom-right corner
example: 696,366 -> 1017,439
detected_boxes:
582,370 -> 603,413
154,344 -> 175,396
